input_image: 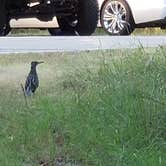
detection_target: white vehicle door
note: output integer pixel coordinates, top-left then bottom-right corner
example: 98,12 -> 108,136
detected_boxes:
127,0 -> 166,24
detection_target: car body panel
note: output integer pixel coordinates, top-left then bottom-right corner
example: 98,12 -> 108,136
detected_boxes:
127,0 -> 166,24
98,0 -> 166,24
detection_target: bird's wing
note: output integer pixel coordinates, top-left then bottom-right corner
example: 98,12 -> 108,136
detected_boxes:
31,75 -> 39,93
25,74 -> 33,95
25,73 -> 39,95
25,74 -> 36,94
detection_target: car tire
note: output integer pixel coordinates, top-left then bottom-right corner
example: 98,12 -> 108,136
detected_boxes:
101,0 -> 134,35
49,0 -> 99,36
76,0 -> 99,35
48,19 -> 77,36
48,28 -> 77,36
0,24 -> 11,36
0,8 -> 11,36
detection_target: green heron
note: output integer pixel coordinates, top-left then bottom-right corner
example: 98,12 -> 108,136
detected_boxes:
25,61 -> 44,96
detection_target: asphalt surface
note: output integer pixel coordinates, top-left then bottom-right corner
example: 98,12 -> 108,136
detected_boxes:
0,36 -> 166,54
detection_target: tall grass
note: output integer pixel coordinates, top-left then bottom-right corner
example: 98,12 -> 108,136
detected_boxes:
0,47 -> 165,165
10,27 -> 166,36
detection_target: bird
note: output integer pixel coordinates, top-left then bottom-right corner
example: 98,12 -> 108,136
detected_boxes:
24,61 -> 44,96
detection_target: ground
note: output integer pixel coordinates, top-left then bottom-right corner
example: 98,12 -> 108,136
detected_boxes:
0,48 -> 165,165
9,27 -> 166,36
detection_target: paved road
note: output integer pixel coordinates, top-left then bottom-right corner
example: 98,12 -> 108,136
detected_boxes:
0,36 -> 166,54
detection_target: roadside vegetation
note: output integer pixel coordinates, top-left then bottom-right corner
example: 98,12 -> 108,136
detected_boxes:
0,47 -> 165,165
10,27 -> 166,36
133,28 -> 166,36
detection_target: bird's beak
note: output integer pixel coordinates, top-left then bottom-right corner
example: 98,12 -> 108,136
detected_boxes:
38,61 -> 44,64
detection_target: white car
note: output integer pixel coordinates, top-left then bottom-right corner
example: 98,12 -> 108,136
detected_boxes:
8,0 -> 166,36
99,0 -> 166,35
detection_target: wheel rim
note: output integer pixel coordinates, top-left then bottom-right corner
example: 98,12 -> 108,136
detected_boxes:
102,0 -> 127,34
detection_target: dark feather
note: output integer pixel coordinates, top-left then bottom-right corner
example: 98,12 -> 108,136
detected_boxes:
25,61 -> 43,96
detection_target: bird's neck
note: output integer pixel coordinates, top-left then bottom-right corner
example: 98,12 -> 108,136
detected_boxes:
30,66 -> 37,74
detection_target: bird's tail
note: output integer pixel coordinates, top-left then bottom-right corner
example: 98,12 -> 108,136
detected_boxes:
20,83 -> 28,107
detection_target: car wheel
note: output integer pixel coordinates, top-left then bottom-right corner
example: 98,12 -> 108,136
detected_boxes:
76,0 -> 99,35
0,24 -> 11,36
101,0 -> 134,35
0,10 -> 11,36
49,0 -> 99,36
48,17 -> 77,36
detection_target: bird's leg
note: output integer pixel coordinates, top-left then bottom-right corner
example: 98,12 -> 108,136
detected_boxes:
20,83 -> 29,108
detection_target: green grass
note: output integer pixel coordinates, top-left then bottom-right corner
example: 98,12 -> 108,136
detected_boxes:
10,27 -> 166,36
10,28 -> 49,36
0,47 -> 165,166
133,28 -> 166,36
95,27 -> 166,36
